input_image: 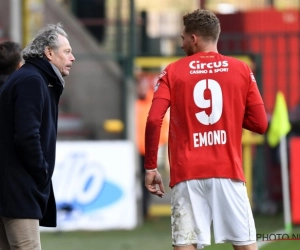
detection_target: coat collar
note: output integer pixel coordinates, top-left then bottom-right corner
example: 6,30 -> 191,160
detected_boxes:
25,58 -> 64,88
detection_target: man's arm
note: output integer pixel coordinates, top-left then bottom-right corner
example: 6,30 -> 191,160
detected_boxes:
144,98 -> 170,197
14,76 -> 49,183
243,104 -> 268,134
144,98 -> 170,169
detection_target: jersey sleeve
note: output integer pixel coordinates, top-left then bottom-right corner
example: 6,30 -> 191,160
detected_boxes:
243,104 -> 268,134
243,66 -> 268,134
246,68 -> 264,107
153,67 -> 170,101
144,98 -> 170,170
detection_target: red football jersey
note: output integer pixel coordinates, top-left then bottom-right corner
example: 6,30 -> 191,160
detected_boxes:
148,52 -> 265,187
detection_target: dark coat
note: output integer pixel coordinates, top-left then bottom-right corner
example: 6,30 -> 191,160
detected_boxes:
0,58 -> 64,227
0,75 -> 9,89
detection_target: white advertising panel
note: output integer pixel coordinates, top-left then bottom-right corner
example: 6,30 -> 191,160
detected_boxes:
42,141 -> 137,231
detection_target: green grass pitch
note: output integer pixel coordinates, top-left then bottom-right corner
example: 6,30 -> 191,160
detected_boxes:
41,214 -> 300,250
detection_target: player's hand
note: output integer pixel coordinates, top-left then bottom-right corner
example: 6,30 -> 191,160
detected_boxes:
145,170 -> 165,198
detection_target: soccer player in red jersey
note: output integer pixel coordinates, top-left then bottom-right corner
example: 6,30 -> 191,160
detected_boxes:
144,9 -> 268,250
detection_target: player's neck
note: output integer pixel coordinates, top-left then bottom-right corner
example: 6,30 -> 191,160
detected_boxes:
195,43 -> 218,54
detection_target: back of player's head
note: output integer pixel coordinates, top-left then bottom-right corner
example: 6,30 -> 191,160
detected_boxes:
0,41 -> 22,75
183,9 -> 221,43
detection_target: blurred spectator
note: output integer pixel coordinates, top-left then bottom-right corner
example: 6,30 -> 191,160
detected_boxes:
0,40 -> 22,88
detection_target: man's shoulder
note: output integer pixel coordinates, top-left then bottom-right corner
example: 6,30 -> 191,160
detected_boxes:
4,65 -> 45,90
221,54 -> 249,66
14,64 -> 43,79
166,56 -> 190,70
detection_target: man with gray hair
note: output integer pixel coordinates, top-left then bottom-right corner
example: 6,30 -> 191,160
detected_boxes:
0,23 -> 75,249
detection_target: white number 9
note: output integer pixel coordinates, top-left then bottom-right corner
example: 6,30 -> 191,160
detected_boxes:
193,79 -> 223,125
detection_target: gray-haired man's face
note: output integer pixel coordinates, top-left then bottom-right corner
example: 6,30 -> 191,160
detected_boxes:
45,34 -> 75,77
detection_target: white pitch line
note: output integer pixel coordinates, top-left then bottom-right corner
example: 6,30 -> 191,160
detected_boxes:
257,229 -> 286,249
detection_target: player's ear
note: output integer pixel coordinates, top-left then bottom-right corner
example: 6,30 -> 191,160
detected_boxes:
191,34 -> 198,44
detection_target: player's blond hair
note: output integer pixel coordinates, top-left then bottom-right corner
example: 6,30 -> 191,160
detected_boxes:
183,9 -> 220,42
